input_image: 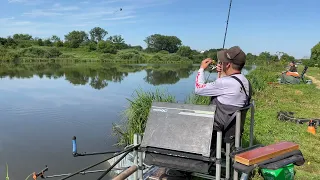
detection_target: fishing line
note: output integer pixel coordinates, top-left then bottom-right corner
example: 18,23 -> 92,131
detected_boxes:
205,0 -> 233,83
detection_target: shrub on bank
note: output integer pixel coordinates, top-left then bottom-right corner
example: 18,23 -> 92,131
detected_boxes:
19,47 -> 62,58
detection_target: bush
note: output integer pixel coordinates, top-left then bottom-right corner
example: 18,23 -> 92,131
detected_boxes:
20,47 -> 48,57
0,48 -> 19,61
177,45 -> 193,58
117,50 -> 144,61
158,50 -> 169,54
19,47 -> 62,58
55,40 -> 64,47
100,53 -> 116,60
85,41 -> 97,52
47,47 -> 62,58
43,39 -> 53,46
165,53 -> 189,62
130,45 -> 143,51
150,54 -> 163,62
97,41 -> 117,54
37,39 -> 44,46
246,64 -> 283,93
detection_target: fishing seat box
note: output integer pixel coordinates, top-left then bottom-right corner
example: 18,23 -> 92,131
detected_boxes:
140,102 -> 217,174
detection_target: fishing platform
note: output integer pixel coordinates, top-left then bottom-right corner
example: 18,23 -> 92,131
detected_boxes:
32,101 -> 305,180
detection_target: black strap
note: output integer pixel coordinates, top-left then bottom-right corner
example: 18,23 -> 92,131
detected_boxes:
230,75 -> 252,105
222,76 -> 252,130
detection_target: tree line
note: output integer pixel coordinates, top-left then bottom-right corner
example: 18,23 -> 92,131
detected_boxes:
0,26 -> 318,66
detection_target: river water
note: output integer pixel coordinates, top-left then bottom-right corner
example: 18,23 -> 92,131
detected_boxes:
0,63 -> 253,179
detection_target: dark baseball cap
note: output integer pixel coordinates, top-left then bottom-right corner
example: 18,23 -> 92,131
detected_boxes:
217,46 -> 246,66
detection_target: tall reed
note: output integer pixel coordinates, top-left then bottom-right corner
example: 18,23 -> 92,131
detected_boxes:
112,88 -> 176,146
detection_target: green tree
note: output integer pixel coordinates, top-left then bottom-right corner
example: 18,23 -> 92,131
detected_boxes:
108,35 -> 125,43
144,34 -> 182,53
37,39 -> 44,46
65,31 -> 89,48
13,34 -> 33,40
97,40 -> 117,54
86,41 -> 97,51
177,46 -> 193,58
246,53 -> 257,63
108,35 -> 128,50
310,42 -> 320,66
203,49 -> 218,60
55,40 -> 64,47
51,35 -> 61,43
89,27 -> 108,42
258,51 -> 271,62
280,53 -> 295,62
0,37 -> 7,45
43,39 -> 53,46
5,36 -> 17,48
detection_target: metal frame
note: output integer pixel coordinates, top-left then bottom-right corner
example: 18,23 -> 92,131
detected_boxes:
191,101 -> 255,180
32,101 -> 255,180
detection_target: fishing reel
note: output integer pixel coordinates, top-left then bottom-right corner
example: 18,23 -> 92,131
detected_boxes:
208,60 -> 218,71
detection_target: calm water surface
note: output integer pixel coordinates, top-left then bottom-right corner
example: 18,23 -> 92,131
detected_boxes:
0,63 -> 253,179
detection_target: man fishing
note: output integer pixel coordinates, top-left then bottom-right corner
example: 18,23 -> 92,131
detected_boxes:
195,46 -> 251,148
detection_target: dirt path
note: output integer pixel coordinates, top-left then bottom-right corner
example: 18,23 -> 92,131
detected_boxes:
305,75 -> 320,89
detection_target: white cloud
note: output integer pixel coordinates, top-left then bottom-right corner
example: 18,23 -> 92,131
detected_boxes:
23,9 -> 64,17
51,6 -> 79,11
102,15 -> 135,21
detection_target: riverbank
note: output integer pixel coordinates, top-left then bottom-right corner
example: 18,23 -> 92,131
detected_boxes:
0,45 -> 200,64
115,64 -> 320,179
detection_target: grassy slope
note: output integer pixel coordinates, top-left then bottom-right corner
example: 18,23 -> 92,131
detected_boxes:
246,66 -> 320,179
305,66 -> 320,79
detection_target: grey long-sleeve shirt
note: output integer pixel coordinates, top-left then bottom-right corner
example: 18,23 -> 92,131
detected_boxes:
194,68 -> 250,107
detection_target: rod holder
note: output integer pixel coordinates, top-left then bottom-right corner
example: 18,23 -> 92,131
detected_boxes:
72,136 -> 77,156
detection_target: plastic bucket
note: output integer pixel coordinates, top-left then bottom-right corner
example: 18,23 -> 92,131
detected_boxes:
261,163 -> 294,180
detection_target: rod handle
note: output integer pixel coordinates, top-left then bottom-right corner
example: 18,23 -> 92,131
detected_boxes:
72,136 -> 77,156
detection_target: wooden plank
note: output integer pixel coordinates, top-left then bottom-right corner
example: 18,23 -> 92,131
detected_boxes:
235,141 -> 299,166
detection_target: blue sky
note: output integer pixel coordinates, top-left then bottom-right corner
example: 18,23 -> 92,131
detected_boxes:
0,0 -> 319,59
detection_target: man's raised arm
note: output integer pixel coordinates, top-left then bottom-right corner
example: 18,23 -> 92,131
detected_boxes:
194,59 -> 226,97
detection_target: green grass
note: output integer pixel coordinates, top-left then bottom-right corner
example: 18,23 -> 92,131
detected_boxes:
115,62 -> 320,179
305,66 -> 320,80
112,88 -> 176,146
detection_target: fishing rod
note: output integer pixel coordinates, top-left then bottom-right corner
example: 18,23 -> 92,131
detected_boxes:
205,0 -> 233,82
29,136 -> 141,180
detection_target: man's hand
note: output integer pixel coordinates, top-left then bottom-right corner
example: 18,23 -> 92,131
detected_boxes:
200,58 -> 213,69
216,63 -> 222,73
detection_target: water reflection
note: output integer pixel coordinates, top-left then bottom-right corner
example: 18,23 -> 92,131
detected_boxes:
144,64 -> 197,85
0,63 -> 201,89
0,63 -> 255,90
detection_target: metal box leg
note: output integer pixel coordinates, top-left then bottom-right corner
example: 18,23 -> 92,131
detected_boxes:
133,134 -> 138,180
216,131 -> 222,180
226,143 -> 230,179
233,111 -> 241,180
